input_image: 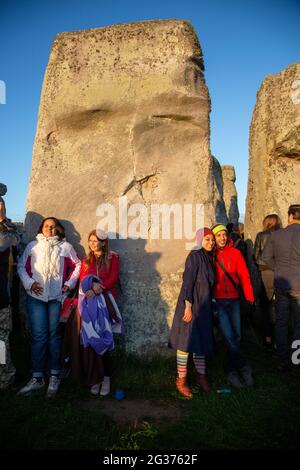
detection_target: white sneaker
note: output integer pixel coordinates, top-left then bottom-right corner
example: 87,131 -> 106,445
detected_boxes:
100,376 -> 110,396
46,375 -> 61,398
90,383 -> 101,395
18,377 -> 45,394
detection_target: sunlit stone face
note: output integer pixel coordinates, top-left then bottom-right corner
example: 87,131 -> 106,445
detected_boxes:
245,61 -> 300,241
26,20 -> 226,353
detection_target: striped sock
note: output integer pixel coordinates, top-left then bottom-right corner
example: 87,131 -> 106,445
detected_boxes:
193,354 -> 206,375
177,350 -> 189,378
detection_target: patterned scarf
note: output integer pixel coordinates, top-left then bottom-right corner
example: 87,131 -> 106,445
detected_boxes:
36,233 -> 61,280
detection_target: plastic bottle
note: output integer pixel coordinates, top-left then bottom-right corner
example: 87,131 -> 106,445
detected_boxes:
113,388 -> 125,400
216,388 -> 232,395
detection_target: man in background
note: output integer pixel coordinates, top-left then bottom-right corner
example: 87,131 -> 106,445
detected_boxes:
263,204 -> 300,376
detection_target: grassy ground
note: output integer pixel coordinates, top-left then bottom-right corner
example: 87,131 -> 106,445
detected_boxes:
1,325 -> 300,450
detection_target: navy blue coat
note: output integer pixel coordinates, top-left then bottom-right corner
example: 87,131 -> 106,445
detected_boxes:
169,249 -> 215,355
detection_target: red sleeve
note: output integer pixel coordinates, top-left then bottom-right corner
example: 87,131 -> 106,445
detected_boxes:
102,253 -> 119,292
79,259 -> 92,282
236,251 -> 254,302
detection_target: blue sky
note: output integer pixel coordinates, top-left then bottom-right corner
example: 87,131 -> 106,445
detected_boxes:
0,0 -> 299,222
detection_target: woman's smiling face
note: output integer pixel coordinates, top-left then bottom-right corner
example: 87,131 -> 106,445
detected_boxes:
42,219 -> 57,237
202,234 -> 215,251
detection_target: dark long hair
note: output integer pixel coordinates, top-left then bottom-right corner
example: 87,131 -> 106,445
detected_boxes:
37,217 -> 65,240
262,214 -> 282,232
201,246 -> 215,268
85,229 -> 109,269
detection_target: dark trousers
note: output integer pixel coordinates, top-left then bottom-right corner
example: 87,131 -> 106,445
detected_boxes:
275,289 -> 300,362
260,270 -> 275,340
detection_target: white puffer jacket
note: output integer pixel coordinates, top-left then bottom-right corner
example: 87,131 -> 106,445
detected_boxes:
18,234 -> 81,302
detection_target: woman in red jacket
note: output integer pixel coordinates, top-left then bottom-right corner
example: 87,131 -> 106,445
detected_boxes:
62,229 -> 121,396
79,230 -> 119,299
212,223 -> 255,389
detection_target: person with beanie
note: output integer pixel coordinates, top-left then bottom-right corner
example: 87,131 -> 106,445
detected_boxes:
169,227 -> 215,398
211,223 -> 255,389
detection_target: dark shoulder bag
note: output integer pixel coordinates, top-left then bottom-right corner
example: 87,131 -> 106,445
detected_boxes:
216,259 -> 246,303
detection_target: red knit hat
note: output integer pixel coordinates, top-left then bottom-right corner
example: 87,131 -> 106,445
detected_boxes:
195,227 -> 213,246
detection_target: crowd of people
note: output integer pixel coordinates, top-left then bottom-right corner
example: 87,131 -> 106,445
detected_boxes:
169,205 -> 300,397
0,191 -> 299,399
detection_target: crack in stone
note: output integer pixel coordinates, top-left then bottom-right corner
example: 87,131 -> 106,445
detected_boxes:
121,173 -> 157,239
122,173 -> 157,197
151,114 -> 201,127
272,148 -> 300,162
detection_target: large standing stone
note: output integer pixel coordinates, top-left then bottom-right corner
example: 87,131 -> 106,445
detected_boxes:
211,157 -> 228,224
26,20 -> 227,353
222,165 -> 239,224
245,61 -> 300,241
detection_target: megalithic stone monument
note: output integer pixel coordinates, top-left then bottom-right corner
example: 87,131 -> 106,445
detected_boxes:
222,165 -> 239,225
26,20 -> 228,353
245,61 -> 300,241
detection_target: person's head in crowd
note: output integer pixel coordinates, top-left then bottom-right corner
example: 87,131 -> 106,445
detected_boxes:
195,227 -> 215,252
239,223 -> 244,239
211,223 -> 228,249
226,223 -> 233,234
262,214 -> 282,232
0,197 -> 6,221
37,217 -> 65,240
231,223 -> 241,234
288,204 -> 300,225
86,229 -> 109,266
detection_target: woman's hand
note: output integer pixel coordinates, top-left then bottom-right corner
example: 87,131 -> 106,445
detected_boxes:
30,282 -> 43,296
92,282 -> 103,296
62,284 -> 70,293
85,289 -> 95,299
183,306 -> 192,323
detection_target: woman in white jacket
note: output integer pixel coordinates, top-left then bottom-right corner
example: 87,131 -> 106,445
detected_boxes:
18,217 -> 81,397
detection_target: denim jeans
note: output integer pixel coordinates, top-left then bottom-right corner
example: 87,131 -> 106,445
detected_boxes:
275,289 -> 300,362
215,299 -> 247,372
26,295 -> 62,378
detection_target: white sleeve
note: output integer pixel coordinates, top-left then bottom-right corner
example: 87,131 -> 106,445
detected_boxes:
63,246 -> 81,290
17,244 -> 35,291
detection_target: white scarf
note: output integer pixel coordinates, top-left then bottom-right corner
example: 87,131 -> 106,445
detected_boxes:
36,233 -> 61,280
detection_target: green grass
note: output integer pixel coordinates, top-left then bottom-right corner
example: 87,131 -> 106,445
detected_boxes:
1,328 -> 300,450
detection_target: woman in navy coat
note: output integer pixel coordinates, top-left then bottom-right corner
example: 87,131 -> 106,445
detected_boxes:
169,227 -> 215,398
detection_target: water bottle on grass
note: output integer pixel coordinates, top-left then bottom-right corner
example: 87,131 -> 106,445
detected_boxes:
217,388 -> 232,395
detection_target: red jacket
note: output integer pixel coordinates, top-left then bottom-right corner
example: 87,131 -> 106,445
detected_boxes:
79,251 -> 119,299
214,240 -> 254,302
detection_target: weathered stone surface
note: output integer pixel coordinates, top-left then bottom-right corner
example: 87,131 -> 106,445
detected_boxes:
222,165 -> 239,224
26,20 -> 227,353
211,157 -> 228,224
245,61 -> 300,241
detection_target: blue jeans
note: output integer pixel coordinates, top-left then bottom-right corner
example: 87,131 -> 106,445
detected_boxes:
26,295 -> 62,378
215,299 -> 247,372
